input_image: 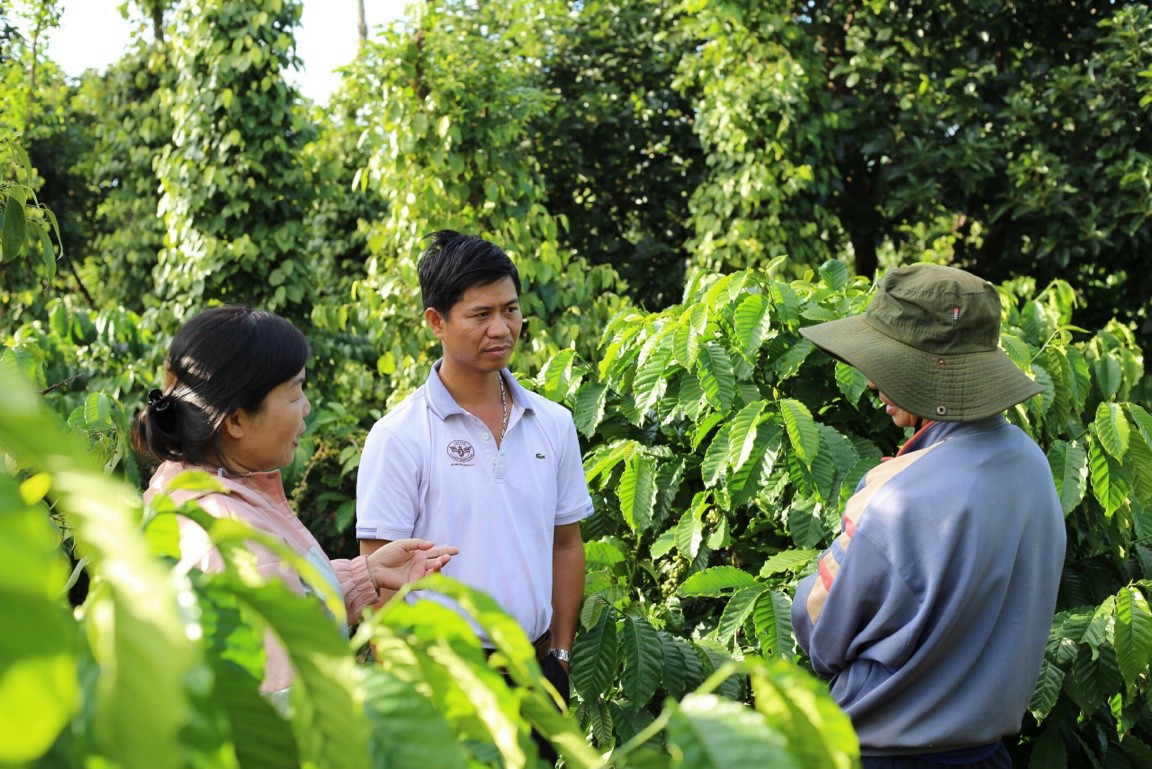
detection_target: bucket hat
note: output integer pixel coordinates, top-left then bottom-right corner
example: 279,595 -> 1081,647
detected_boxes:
799,263 -> 1043,422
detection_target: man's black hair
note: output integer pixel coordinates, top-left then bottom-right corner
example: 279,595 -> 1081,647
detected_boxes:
417,230 -> 521,315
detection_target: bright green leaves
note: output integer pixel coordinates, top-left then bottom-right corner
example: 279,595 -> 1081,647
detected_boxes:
0,137 -> 59,283
780,398 -> 819,468
750,659 -> 858,769
0,366 -> 197,768
1047,440 -> 1088,515
1114,586 -> 1152,690
157,0 -> 311,318
0,470 -> 75,765
666,693 -> 800,769
698,342 -> 737,412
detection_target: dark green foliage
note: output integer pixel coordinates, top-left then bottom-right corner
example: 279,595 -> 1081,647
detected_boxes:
539,0 -> 705,310
153,0 -> 313,321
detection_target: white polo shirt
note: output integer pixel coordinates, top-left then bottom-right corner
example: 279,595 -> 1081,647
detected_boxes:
355,361 -> 595,641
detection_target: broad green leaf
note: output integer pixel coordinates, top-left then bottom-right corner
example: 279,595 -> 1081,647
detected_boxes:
40,228 -> 56,280
697,342 -> 736,412
834,361 -> 868,406
1066,348 -> 1091,414
0,475 -> 76,763
633,343 -> 673,416
223,578 -> 368,769
573,381 -> 607,438
718,586 -> 766,645
769,338 -> 815,380
1125,403 -> 1152,447
2,195 -> 27,261
618,452 -> 657,534
727,423 -> 783,503
572,603 -> 619,701
676,496 -> 707,559
818,259 -> 849,291
678,566 -> 759,597
770,281 -> 801,327
0,366 -> 196,769
192,576 -> 294,769
585,440 -> 640,489
1027,727 -> 1067,769
1093,354 -> 1123,400
733,293 -> 771,357
1065,642 -> 1121,713
779,398 -> 820,468
1027,658 -> 1065,722
726,400 -> 768,475
363,668 -> 470,769
703,271 -> 749,307
701,421 -> 733,488
788,498 -> 828,550
1088,439 -> 1130,516
666,693 -> 798,769
1046,440 -> 1088,516
620,615 -> 663,708
750,658 -> 858,769
1093,402 -> 1131,460
692,411 -> 726,453
759,550 -> 819,578
752,590 -> 795,656
660,632 -> 703,700
538,348 -> 577,402
1114,586 -> 1152,689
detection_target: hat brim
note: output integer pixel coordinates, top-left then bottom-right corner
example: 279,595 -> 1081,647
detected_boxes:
800,315 -> 1044,422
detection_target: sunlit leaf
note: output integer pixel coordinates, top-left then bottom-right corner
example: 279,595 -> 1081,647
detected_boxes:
678,566 -> 759,597
1114,586 -> 1152,690
779,398 -> 819,468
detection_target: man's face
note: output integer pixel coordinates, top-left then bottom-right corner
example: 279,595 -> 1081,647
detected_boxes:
427,276 -> 522,377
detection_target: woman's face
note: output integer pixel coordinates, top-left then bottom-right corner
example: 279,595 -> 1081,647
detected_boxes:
221,368 -> 311,472
867,381 -> 920,429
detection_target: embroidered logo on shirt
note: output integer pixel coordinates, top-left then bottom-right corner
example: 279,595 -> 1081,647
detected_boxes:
536,453 -> 546,460
447,440 -> 475,464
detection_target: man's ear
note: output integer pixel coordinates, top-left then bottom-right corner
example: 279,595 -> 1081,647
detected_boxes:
425,307 -> 446,339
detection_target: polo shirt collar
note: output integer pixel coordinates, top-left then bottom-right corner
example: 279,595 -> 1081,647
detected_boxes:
425,359 -> 535,421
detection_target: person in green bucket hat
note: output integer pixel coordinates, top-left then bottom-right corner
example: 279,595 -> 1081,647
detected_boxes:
791,264 -> 1066,769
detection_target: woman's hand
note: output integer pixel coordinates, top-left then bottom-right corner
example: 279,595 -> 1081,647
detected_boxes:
366,538 -> 459,592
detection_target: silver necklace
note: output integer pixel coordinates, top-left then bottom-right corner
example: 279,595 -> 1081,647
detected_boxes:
498,373 -> 509,440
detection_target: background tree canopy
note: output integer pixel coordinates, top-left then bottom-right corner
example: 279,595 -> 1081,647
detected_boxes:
4,0 -> 1152,767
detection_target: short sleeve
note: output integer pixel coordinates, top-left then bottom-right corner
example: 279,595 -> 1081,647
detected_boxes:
355,421 -> 423,541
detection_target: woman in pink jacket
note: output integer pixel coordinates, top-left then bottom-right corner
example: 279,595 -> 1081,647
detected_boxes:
133,305 -> 457,696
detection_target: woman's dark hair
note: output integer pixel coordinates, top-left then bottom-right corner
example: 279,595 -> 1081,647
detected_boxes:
417,230 -> 521,315
132,306 -> 310,466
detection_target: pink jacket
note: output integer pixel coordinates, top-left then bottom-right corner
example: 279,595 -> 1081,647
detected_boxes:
145,461 -> 379,693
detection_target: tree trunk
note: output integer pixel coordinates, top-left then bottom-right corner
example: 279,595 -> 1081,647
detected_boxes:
356,0 -> 367,51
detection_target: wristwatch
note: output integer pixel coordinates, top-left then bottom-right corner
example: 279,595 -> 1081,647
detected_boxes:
549,648 -> 571,663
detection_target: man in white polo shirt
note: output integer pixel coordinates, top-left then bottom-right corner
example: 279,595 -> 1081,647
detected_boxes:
356,230 -> 594,718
